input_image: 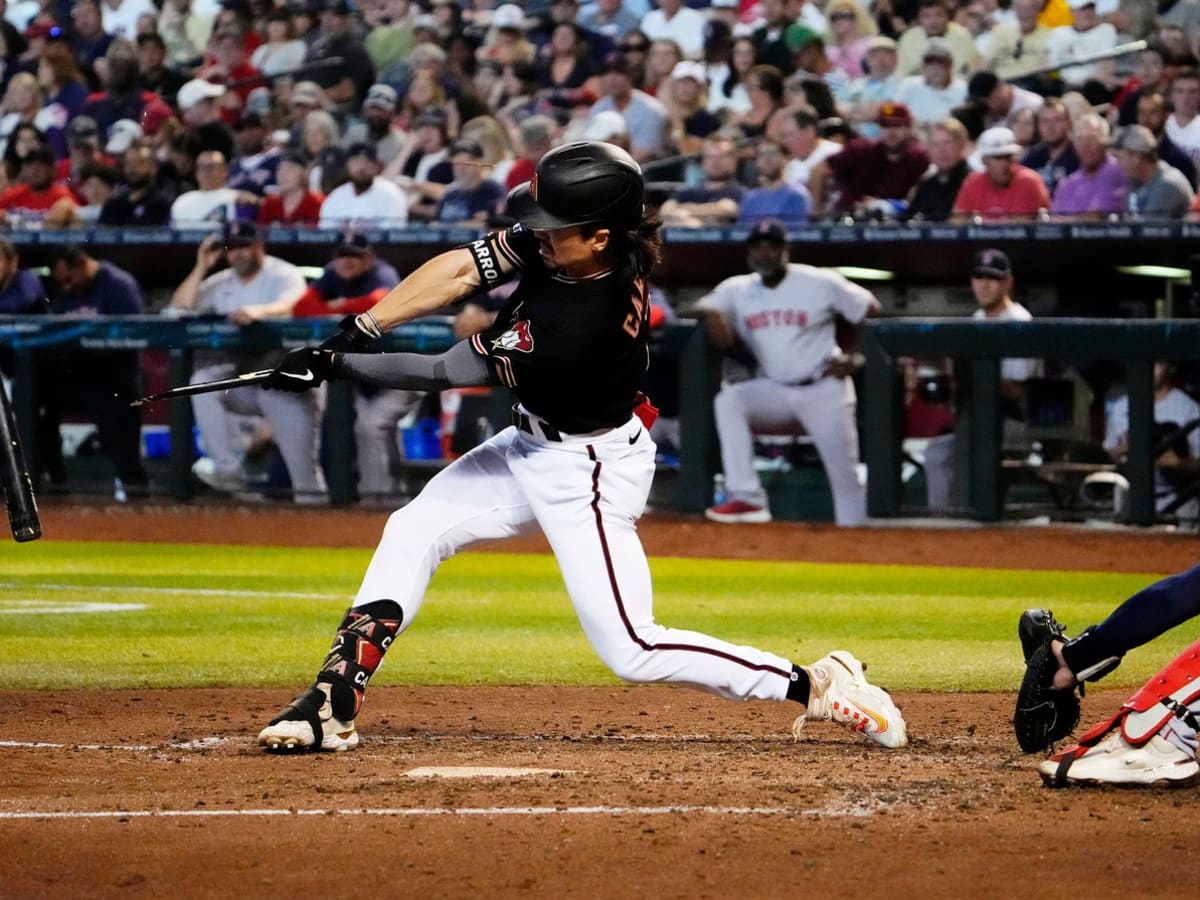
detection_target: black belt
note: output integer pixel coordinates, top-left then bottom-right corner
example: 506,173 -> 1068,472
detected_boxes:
788,373 -> 827,388
512,405 -> 562,442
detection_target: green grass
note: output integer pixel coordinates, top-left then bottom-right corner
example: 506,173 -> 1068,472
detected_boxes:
0,541 -> 1190,692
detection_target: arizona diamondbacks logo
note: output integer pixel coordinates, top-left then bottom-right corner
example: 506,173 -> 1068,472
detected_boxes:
491,320 -> 534,352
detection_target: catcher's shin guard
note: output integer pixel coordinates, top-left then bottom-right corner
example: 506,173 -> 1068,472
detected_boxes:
316,599 -> 403,722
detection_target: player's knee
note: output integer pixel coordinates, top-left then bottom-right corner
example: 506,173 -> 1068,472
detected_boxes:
594,641 -> 658,684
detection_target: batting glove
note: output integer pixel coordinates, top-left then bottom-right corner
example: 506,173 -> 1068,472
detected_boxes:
265,347 -> 336,392
319,313 -> 382,353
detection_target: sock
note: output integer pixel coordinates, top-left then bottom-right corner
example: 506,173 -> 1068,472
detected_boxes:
786,665 -> 811,704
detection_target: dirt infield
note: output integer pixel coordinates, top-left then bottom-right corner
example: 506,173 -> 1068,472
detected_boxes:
4,505 -> 1200,898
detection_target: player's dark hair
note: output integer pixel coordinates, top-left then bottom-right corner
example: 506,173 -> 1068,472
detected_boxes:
583,209 -> 663,279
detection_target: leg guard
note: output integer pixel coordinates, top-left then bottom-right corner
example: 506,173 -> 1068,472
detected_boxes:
1120,637 -> 1200,744
315,599 -> 403,722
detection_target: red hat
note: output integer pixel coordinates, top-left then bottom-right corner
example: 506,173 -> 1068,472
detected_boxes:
876,102 -> 913,127
140,99 -> 174,137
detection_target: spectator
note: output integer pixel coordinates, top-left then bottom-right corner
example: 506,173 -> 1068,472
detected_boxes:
0,145 -> 77,227
639,0 -> 705,59
589,50 -> 669,162
226,110 -> 280,200
80,42 -> 156,135
824,0 -> 877,79
75,159 -> 119,223
170,148 -> 240,227
299,108 -> 342,193
664,59 -> 721,156
644,37 -> 685,102
749,0 -> 799,75
175,77 -> 236,159
384,108 -> 453,220
157,0 -> 216,70
992,0 -> 1053,81
1022,98 -> 1079,196
70,0 -> 115,85
40,244 -> 147,497
580,108 -> 632,152
578,0 -> 641,43
434,138 -> 505,224
457,114 -> 516,187
658,133 -> 744,227
1165,68 -> 1200,164
896,0 -> 977,78
286,79 -> 329,135
256,148 -> 323,226
504,114 -> 557,192
1044,0 -> 1117,101
303,0 -> 375,107
194,27 -> 262,114
0,237 -> 48,317
475,4 -> 535,68
708,35 -> 755,121
778,103 -> 843,192
1103,360 -> 1200,520
1137,90 -> 1196,189
737,137 -> 810,225
843,35 -> 902,139
1112,43 -> 1170,127
952,125 -> 1052,221
166,222 -> 322,502
904,116 -> 971,222
1113,124 -> 1195,219
1007,106 -> 1039,153
813,101 -> 930,216
253,7 -> 307,77
695,218 -> 880,526
1050,113 -> 1127,218
232,231 -> 416,501
343,83 -> 404,166
894,39 -> 967,129
785,25 -> 849,111
99,138 -> 172,225
100,0 -> 157,41
319,141 -> 408,229
730,62 -> 784,140
36,42 -> 90,145
966,70 -> 1044,131
135,32 -> 185,105
0,71 -> 52,155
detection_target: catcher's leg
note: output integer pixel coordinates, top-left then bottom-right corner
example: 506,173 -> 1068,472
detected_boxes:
1038,637 -> 1200,787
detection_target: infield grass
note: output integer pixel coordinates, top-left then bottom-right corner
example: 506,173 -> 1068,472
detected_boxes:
0,540 -> 1190,692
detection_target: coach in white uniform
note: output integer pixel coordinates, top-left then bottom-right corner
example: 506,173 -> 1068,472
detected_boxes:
166,221 -> 326,502
695,218 -> 881,525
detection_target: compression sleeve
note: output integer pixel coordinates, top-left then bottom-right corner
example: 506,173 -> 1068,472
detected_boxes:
332,339 -> 497,391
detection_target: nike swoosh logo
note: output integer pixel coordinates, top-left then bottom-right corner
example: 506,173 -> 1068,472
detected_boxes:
847,699 -> 889,735
629,428 -> 642,445
281,369 -> 315,382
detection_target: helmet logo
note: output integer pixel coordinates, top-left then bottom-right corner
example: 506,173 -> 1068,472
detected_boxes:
530,173 -> 538,202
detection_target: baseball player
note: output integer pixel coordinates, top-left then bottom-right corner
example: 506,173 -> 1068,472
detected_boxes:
695,218 -> 881,526
253,141 -> 907,753
1018,563 -> 1200,787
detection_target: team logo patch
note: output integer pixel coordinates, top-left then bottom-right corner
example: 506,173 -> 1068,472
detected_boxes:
491,320 -> 534,353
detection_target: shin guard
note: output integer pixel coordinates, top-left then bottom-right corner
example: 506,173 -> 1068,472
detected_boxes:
316,599 -> 402,721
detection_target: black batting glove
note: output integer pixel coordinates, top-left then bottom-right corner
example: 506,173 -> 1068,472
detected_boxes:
265,347 -> 336,392
319,313 -> 382,352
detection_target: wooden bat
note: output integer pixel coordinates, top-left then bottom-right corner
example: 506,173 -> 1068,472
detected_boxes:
130,369 -> 274,407
0,383 -> 41,542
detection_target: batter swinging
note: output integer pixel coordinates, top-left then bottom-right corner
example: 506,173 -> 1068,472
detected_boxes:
255,141 -> 907,753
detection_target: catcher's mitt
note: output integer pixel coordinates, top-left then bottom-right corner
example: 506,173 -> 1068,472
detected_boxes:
1013,608 -> 1080,753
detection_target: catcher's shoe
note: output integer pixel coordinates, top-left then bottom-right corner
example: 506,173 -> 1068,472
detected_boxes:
1038,731 -> 1199,788
793,651 -> 908,748
258,682 -> 359,753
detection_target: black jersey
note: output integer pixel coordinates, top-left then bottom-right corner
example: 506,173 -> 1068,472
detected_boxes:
466,223 -> 651,434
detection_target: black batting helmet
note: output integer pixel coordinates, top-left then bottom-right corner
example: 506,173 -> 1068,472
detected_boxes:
505,141 -> 644,231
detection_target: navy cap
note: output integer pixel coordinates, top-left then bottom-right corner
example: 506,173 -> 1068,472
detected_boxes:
335,231 -> 373,256
746,218 -> 788,245
970,248 -> 1012,278
222,220 -> 262,247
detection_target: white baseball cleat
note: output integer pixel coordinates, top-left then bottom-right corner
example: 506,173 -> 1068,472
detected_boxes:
258,683 -> 359,753
1037,731 -> 1199,787
793,651 -> 908,748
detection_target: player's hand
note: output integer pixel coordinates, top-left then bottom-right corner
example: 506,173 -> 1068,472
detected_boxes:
265,347 -> 336,392
318,313 -> 381,352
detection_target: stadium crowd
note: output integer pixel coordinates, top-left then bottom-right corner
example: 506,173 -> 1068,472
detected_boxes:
0,0 -> 1197,228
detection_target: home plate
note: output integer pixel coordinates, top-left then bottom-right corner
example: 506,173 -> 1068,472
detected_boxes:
405,766 -> 572,778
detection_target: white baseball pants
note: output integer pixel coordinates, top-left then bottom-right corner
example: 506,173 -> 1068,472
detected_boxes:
714,376 -> 866,526
352,415 -> 794,702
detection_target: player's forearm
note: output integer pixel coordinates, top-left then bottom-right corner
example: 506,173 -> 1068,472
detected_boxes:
333,339 -> 494,390
366,248 -> 482,331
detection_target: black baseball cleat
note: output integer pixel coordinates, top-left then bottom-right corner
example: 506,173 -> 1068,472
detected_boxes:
1018,608 -> 1070,664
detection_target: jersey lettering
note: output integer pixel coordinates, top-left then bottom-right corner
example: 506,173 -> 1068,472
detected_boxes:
622,278 -> 649,338
468,236 -> 502,286
744,309 -> 809,330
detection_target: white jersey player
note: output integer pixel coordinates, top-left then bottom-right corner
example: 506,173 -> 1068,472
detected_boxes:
695,218 -> 881,525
